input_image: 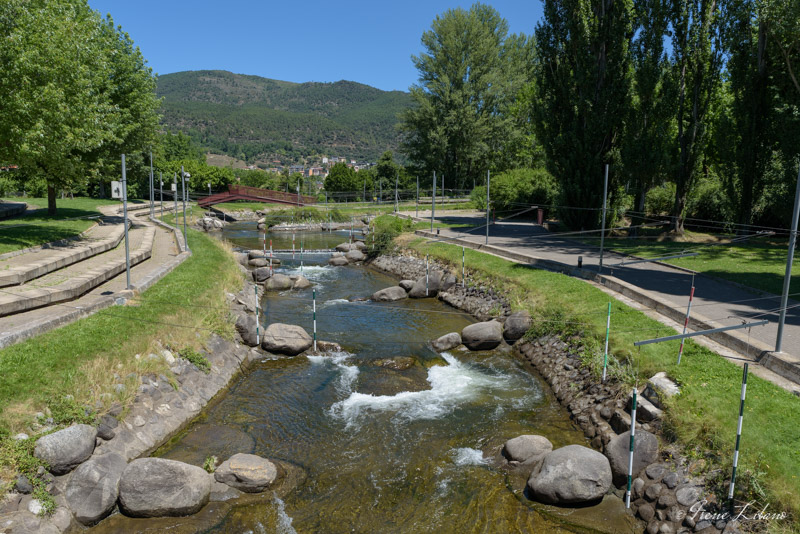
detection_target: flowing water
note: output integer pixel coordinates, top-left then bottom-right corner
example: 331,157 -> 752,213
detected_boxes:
90,224 -> 635,534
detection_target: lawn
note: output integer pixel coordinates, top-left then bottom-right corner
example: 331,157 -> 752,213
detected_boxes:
403,234 -> 800,527
583,231 -> 799,297
0,196 -> 138,254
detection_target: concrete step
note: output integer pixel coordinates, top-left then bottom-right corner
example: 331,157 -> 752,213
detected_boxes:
0,222 -> 126,287
0,225 -> 156,317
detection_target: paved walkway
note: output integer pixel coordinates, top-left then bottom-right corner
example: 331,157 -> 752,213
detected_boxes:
414,210 -> 800,384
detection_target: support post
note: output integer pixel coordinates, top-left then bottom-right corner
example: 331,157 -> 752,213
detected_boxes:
462,246 -> 465,288
269,240 -> 273,277
776,166 -> 800,352
395,172 -> 398,213
255,286 -> 260,345
181,166 -> 188,252
426,255 -> 429,297
485,170 -> 490,245
431,171 -> 436,232
300,239 -> 304,273
173,173 -> 177,230
626,388 -> 637,509
159,171 -> 163,220
728,363 -> 749,502
599,164 -> 609,273
416,176 -> 419,218
121,154 -> 131,289
292,233 -> 296,260
678,277 -> 696,365
312,289 -> 317,352
149,151 -> 154,218
602,302 -> 611,383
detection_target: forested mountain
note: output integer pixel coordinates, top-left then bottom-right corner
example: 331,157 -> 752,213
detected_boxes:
157,70 -> 411,164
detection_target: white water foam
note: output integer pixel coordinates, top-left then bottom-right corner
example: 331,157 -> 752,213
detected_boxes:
320,298 -> 349,308
273,495 -> 297,534
307,351 -> 359,395
451,447 -> 487,466
329,353 -> 510,427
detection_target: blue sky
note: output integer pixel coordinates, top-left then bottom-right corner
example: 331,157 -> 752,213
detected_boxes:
87,1 -> 543,92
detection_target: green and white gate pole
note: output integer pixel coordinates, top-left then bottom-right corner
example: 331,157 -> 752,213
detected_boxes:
312,289 -> 317,352
300,239 -> 304,273
462,246 -> 466,288
729,363 -> 749,504
254,285 -> 260,345
677,278 -> 695,365
426,255 -> 429,296
602,302 -> 611,383
626,388 -> 637,508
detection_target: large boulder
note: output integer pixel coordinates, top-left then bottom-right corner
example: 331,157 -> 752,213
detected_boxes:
66,452 -> 127,525
261,323 -> 313,355
503,435 -> 553,463
345,249 -> 366,262
503,310 -> 532,342
118,458 -> 212,518
265,274 -> 293,291
398,280 -> 416,292
461,321 -> 503,351
34,424 -> 97,475
214,453 -> 279,493
247,250 -> 263,260
527,445 -> 612,504
252,267 -> 272,283
643,372 -> 680,409
235,314 -> 259,347
372,286 -> 408,302
249,258 -> 268,268
335,242 -> 355,252
604,430 -> 659,486
353,241 -> 367,251
293,276 -> 312,290
328,255 -> 349,266
431,332 -> 461,352
408,271 -> 444,298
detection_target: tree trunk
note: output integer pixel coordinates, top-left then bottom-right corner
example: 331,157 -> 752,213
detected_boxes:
47,185 -> 57,215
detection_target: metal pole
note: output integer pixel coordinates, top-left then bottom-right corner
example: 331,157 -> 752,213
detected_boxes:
269,240 -> 273,277
181,166 -> 188,252
485,170 -> 490,245
462,246 -> 465,288
300,239 -> 304,273
678,277 -> 696,364
312,289 -> 317,352
599,164 -> 609,273
363,177 -> 366,204
173,173 -> 177,230
121,154 -> 131,290
431,171 -> 436,232
426,255 -> 429,297
626,388 -> 637,509
728,363 -> 749,502
441,173 -> 444,204
776,167 -> 800,352
395,172 -> 398,213
602,302 -> 611,383
292,233 -> 295,260
208,182 -> 211,197
159,171 -> 163,220
149,151 -> 154,218
416,176 -> 419,218
255,286 -> 260,345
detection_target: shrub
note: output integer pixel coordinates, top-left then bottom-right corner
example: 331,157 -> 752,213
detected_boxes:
178,348 -> 210,374
645,182 -> 676,215
686,175 -> 732,225
470,168 -> 558,216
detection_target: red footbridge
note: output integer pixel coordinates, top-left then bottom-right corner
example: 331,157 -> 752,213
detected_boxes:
198,185 -> 317,208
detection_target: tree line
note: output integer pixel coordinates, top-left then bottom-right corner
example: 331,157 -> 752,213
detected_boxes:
400,1 -> 800,231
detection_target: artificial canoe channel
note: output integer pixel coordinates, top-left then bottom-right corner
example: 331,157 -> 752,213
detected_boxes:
91,222 -> 634,533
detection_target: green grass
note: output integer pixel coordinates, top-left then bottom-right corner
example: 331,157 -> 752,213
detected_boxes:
585,231 -> 798,296
404,234 -> 800,526
0,196 -> 139,254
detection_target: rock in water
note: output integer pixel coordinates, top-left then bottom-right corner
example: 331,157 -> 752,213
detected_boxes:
398,280 -> 415,292
335,242 -> 354,252
292,276 -> 312,290
345,249 -> 366,262
214,454 -> 279,493
527,445 -> 612,504
249,258 -> 268,268
408,271 -> 444,298
503,310 -> 532,341
252,267 -> 272,283
461,321 -> 503,351
118,458 -> 212,517
372,286 -> 408,302
328,255 -> 349,266
431,332 -> 462,352
34,424 -> 97,475
235,314 -> 259,347
265,274 -> 293,290
503,435 -> 553,463
605,430 -> 659,486
66,452 -> 127,525
261,323 -> 313,355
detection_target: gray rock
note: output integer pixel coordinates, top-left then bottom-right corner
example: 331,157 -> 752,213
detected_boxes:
503,310 -> 532,341
345,249 -> 366,262
431,332 -> 462,352
503,435 -> 552,463
353,241 -> 367,250
328,255 -> 349,266
248,258 -> 268,267
610,409 -> 632,434
629,392 -> 664,422
210,480 -> 242,502
643,373 -> 679,409
605,430 -> 659,486
235,314 -> 259,347
265,274 -> 293,291
335,242 -> 355,252
34,425 -> 97,475
675,485 -> 700,507
261,323 -> 313,355
372,286 -> 408,302
461,320 -> 503,351
252,267 -> 272,283
645,483 -> 664,501
118,458 -> 212,518
66,452 -> 127,525
291,276 -> 311,290
247,250 -> 263,260
96,424 -> 115,441
662,471 -> 679,489
527,445 -> 612,504
214,453 -> 279,493
639,502 -> 656,521
14,475 -> 32,494
408,271 -> 445,298
399,280 -> 415,292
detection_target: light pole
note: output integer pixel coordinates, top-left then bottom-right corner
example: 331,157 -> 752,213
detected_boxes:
776,166 -> 800,352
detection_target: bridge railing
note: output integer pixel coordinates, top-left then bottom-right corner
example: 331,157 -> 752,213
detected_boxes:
228,185 -> 316,205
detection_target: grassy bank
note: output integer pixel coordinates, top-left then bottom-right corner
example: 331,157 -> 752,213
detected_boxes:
0,196 -> 131,254
0,228 -> 241,496
400,231 -> 800,529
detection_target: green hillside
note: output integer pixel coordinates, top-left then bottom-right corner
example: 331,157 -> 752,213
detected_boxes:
157,70 -> 411,164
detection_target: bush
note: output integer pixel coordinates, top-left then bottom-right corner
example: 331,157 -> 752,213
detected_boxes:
645,182 -> 676,215
686,175 -> 732,225
470,168 -> 558,217
367,215 -> 411,258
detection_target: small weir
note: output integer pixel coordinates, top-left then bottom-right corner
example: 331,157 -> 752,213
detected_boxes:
90,222 -> 634,533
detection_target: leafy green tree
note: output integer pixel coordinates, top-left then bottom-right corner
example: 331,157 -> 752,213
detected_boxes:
324,163 -> 359,193
400,3 -> 528,189
157,160 -> 233,191
533,0 -> 634,229
160,132 -> 203,163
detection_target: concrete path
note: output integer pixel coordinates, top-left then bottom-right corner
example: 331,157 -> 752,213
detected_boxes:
413,210 -> 800,384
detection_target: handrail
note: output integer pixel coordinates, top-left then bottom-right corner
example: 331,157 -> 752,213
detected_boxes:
197,184 -> 317,208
